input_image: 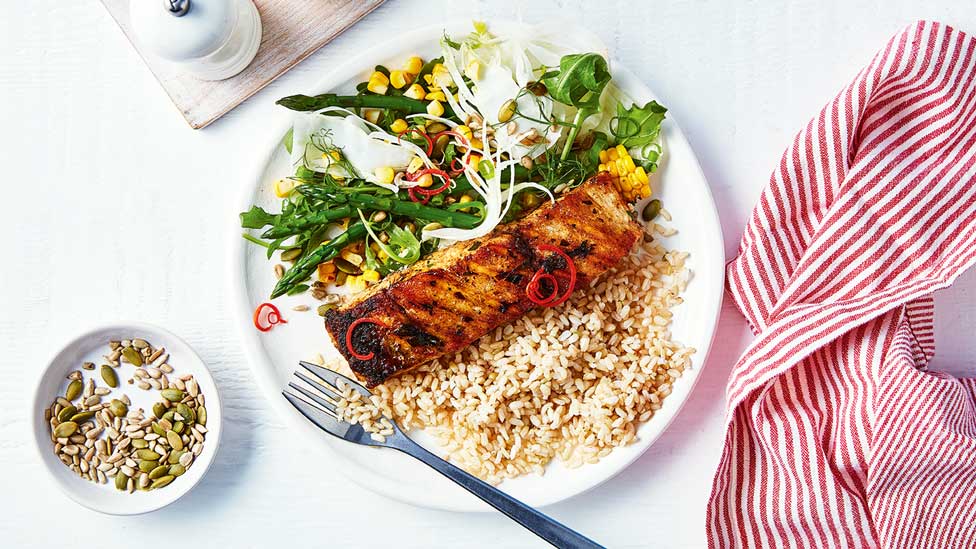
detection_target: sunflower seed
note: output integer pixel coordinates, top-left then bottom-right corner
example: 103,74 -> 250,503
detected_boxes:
159,363 -> 173,374
83,395 -> 100,407
138,381 -> 151,390
292,304 -> 309,312
132,338 -> 149,350
82,361 -> 95,370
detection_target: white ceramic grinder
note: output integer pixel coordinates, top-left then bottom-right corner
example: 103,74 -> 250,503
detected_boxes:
129,0 -> 262,81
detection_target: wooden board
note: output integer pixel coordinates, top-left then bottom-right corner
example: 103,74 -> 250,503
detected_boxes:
101,0 -> 384,129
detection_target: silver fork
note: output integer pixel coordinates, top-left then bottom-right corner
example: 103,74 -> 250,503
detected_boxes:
283,361 -> 605,549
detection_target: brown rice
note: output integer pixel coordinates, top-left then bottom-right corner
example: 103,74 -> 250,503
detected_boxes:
334,236 -> 693,484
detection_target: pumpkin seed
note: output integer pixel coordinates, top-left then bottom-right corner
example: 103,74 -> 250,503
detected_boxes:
151,475 -> 175,489
57,405 -> 77,423
65,379 -> 83,401
197,406 -> 207,426
138,460 -> 158,473
54,422 -> 78,438
69,411 -> 95,423
176,403 -> 194,424
152,422 -> 166,436
169,464 -> 186,476
166,430 -> 184,451
641,199 -> 662,222
280,247 -> 302,262
334,257 -> 361,275
160,389 -> 184,402
100,364 -> 119,388
109,399 -> 127,418
135,449 -> 160,461
115,472 -> 129,491
169,450 -> 184,465
162,410 -> 176,423
426,122 -> 448,134
497,98 -> 516,123
152,402 -> 166,419
172,421 -> 185,434
317,303 -> 337,316
148,465 -> 169,480
131,439 -> 149,449
121,347 -> 143,366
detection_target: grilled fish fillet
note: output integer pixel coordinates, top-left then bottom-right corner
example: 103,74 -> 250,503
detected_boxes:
324,172 -> 642,386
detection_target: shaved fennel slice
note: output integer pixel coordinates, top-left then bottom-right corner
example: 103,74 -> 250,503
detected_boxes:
290,108 -> 413,191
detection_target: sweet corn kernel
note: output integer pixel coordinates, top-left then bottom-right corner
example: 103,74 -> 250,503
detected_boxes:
455,125 -> 473,141
464,60 -> 482,81
362,270 -> 381,283
407,156 -> 424,173
366,71 -> 389,95
634,166 -> 649,184
389,70 -> 412,89
415,173 -> 434,188
470,138 -> 484,151
404,83 -> 426,100
317,262 -> 336,283
390,118 -> 408,134
432,64 -> 453,88
403,56 -> 423,75
426,99 -> 444,117
374,166 -> 395,185
274,178 -> 296,197
597,145 -> 650,201
347,275 -> 367,293
363,109 -> 381,124
426,90 -> 446,102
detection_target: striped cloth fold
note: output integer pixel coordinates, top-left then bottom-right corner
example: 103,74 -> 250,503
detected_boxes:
707,21 -> 976,548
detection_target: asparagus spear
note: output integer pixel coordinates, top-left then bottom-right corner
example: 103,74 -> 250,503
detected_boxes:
343,195 -> 481,228
276,94 -> 456,117
270,222 -> 367,299
261,205 -> 354,239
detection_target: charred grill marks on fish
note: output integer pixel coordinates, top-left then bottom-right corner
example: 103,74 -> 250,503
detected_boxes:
324,172 -> 643,387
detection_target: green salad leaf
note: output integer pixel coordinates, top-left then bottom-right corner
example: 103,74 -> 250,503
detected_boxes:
358,210 -> 421,265
541,53 -> 612,161
541,53 -> 611,111
613,100 -> 667,148
240,206 -> 278,229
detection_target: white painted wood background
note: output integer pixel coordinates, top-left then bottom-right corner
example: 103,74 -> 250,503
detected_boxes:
3,1 -> 975,547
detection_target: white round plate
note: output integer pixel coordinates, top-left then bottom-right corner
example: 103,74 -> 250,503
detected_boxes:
30,322 -> 222,515
232,21 -> 724,511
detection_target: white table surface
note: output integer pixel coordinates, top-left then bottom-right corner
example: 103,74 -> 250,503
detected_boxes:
3,1 -> 975,547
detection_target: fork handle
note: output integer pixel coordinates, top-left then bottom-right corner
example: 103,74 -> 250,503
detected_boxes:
392,436 -> 605,549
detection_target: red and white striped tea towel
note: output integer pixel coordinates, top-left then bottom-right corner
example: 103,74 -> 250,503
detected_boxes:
707,21 -> 976,548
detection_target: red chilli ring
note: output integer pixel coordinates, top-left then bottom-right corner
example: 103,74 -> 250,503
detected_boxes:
345,318 -> 386,361
253,302 -> 287,332
525,245 -> 577,307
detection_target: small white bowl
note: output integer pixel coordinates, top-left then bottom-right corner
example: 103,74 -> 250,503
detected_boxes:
31,322 -> 222,515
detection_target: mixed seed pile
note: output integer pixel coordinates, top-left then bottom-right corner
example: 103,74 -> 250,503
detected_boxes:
45,338 -> 208,492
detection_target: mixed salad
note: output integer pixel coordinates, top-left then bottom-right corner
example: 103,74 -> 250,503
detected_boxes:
241,22 -> 667,302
